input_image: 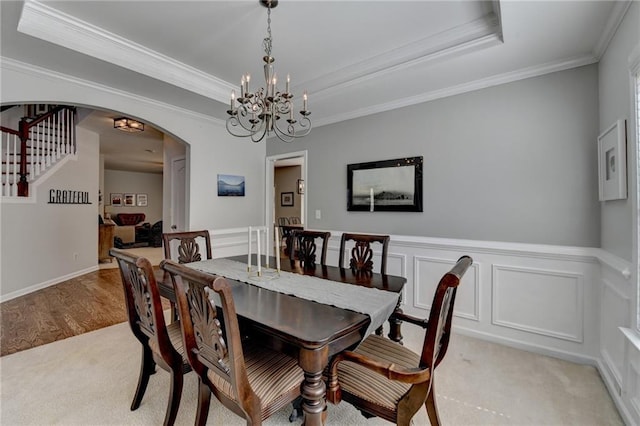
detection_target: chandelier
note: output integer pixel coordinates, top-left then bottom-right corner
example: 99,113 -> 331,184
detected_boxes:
226,0 -> 311,143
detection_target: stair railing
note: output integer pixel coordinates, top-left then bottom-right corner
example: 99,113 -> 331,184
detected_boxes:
1,105 -> 76,197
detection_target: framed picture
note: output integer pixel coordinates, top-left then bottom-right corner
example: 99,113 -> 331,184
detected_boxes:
217,174 -> 245,196
137,193 -> 148,207
124,193 -> 136,207
110,193 -> 122,206
598,119 -> 627,201
347,156 -> 423,212
281,191 -> 294,207
297,179 -> 305,194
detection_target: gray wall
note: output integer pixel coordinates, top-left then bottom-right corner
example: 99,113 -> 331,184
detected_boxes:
598,1 -> 638,262
268,64 -> 600,247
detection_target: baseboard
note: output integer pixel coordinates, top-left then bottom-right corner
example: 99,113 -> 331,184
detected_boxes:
0,265 -> 98,302
597,358 -> 635,426
452,326 -> 599,366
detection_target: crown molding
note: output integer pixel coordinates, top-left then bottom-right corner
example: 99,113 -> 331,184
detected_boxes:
307,14 -> 503,99
314,54 -> 598,128
18,0 -> 503,110
0,56 -> 226,128
18,0 -> 235,103
592,0 -> 632,60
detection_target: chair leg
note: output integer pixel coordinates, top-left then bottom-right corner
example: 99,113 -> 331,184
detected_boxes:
131,345 -> 155,410
425,382 -> 441,426
162,367 -> 183,426
195,379 -> 211,426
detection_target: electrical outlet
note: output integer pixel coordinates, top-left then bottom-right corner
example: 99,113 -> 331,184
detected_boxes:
315,210 -> 321,220
73,252 -> 79,260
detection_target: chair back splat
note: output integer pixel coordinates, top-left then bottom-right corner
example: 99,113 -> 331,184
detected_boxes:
110,248 -> 191,426
339,232 -> 390,274
327,255 -> 473,426
295,230 -> 331,267
161,259 -> 304,426
162,230 -> 213,264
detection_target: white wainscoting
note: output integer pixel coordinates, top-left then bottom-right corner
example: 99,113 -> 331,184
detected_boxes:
211,228 -> 604,362
210,227 -> 639,424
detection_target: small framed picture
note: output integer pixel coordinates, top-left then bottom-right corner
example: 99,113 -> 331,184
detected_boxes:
110,193 -> 122,206
597,119 -> 627,201
297,179 -> 305,194
281,191 -> 294,207
137,193 -> 148,207
124,193 -> 136,207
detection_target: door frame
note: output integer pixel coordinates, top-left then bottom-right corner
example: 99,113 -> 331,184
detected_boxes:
170,155 -> 187,232
265,150 -> 308,230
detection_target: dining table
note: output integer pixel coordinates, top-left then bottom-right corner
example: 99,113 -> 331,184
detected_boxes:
158,254 -> 406,426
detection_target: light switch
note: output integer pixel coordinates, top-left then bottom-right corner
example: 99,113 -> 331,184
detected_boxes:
315,209 -> 321,219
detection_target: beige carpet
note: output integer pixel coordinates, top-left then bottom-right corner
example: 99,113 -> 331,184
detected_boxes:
0,319 -> 622,425
99,246 -> 165,269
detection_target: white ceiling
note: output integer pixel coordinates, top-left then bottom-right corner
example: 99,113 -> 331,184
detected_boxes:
0,1 -> 630,172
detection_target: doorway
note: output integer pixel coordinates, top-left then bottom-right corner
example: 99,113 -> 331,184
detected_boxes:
265,151 -> 307,231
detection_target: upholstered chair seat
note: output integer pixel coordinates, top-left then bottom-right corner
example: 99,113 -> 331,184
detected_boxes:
206,344 -> 304,416
334,334 -> 419,412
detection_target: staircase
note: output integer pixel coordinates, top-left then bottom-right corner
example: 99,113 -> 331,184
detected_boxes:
1,105 -> 77,198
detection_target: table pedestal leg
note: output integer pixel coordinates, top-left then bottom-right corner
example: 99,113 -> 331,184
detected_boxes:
299,347 -> 328,426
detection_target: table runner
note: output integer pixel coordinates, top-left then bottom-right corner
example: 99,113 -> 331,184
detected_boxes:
186,258 -> 399,337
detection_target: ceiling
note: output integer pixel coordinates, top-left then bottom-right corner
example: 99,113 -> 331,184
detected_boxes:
0,1 -> 629,172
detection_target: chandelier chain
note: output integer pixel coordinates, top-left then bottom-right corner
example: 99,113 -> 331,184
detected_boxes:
263,7 -> 272,57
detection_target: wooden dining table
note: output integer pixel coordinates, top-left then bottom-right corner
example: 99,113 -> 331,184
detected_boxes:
158,254 -> 406,425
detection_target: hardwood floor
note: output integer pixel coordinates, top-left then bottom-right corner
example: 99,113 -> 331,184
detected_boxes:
0,269 -> 128,357
1,262 -> 171,357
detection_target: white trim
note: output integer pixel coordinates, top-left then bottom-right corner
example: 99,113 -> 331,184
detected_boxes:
18,0 -> 234,103
593,1 -> 633,59
0,265 -> 98,303
265,150 -> 308,230
314,54 -> 598,129
0,57 -> 225,128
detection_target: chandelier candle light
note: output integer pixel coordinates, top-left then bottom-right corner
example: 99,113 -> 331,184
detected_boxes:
226,0 -> 311,143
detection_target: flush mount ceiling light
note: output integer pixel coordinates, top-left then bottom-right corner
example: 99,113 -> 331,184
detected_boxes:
226,0 -> 311,143
113,117 -> 145,132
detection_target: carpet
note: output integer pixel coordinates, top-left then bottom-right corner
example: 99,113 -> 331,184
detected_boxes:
0,321 -> 623,425
100,246 -> 165,270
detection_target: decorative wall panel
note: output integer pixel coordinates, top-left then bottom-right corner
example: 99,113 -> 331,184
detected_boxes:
492,265 -> 583,342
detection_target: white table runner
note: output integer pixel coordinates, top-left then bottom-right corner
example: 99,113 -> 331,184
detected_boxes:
186,258 -> 399,337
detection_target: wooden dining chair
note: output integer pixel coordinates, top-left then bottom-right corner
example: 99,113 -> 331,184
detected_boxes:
110,248 -> 191,426
339,232 -> 390,274
326,256 -> 473,426
162,230 -> 213,264
295,230 -> 331,267
162,230 -> 213,320
160,259 -> 305,426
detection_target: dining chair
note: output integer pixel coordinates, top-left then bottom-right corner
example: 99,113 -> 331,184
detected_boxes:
110,248 -> 191,426
281,225 -> 303,258
339,232 -> 390,274
160,259 -> 305,426
326,255 -> 473,426
295,230 -> 331,267
162,230 -> 213,320
162,230 -> 213,264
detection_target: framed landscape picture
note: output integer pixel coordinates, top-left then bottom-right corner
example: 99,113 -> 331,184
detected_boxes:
217,174 -> 245,196
347,156 -> 423,212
